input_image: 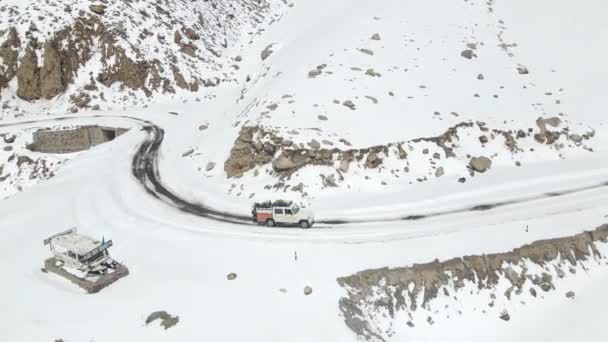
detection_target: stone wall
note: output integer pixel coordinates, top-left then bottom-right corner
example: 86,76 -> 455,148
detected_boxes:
28,126 -> 128,153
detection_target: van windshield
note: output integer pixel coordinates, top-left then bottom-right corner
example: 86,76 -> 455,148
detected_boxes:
292,205 -> 299,214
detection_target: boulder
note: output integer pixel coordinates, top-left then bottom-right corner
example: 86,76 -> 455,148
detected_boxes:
343,100 -> 356,110
292,183 -> 304,192
303,286 -> 313,295
569,134 -> 582,143
263,142 -> 276,154
261,44 -> 274,60
322,174 -> 338,187
339,159 -> 350,173
365,152 -> 382,168
272,152 -> 311,172
469,156 -> 492,173
227,273 -> 237,280
3,134 -> 16,144
370,33 -> 381,40
206,162 -> 216,171
435,166 -> 444,178
307,139 -> 321,150
308,69 -> 322,78
89,4 -> 107,15
461,49 -> 475,59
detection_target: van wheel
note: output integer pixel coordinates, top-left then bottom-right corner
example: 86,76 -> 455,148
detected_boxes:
299,220 -> 311,229
266,219 -> 276,227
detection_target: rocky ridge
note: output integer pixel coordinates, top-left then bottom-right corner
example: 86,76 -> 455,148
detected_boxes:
224,117 -> 594,191
0,0 -> 288,111
337,224 -> 608,341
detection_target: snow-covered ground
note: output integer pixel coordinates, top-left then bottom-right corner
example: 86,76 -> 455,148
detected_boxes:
1,0 -> 608,341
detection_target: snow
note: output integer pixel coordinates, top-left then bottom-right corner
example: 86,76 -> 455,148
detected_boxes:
1,0 -> 608,341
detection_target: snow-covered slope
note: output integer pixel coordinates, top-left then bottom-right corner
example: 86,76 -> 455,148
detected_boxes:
1,0 -> 608,342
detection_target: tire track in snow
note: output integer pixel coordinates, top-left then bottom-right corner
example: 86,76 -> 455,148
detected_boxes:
2,116 -> 607,228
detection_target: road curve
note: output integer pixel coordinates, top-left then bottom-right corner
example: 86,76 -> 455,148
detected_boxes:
1,116 -> 607,228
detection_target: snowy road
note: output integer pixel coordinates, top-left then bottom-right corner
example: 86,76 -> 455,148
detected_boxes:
3,116 -> 608,233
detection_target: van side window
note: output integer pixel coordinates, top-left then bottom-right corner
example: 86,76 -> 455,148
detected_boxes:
274,208 -> 284,215
285,209 -> 293,215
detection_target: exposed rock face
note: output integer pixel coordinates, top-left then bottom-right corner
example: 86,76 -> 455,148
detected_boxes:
469,156 -> 492,173
224,127 -> 277,178
0,28 -> 20,89
337,224 -> 608,341
1,1 -> 287,106
40,43 -> 64,99
272,151 -> 311,172
224,120 -> 593,181
16,48 -> 41,100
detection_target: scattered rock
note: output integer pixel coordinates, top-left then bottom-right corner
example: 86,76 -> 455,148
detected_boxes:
370,33 -> 381,40
477,74 -> 484,80
461,49 -> 475,59
145,311 -> 179,330
569,134 -> 582,143
3,135 -> 16,144
206,162 -> 216,171
343,100 -> 356,110
479,135 -> 488,144
565,291 -> 575,299
499,310 -> 510,321
89,4 -> 107,15
318,115 -> 328,121
469,156 -> 492,173
322,174 -> 338,187
308,69 -> 322,78
199,124 -> 208,131
292,183 -> 304,192
304,286 -> 313,295
307,139 -> 321,150
182,149 -> 195,157
435,167 -> 444,178
517,65 -> 529,75
358,48 -> 374,56
261,44 -> 275,60
365,68 -> 381,77
227,272 -> 237,280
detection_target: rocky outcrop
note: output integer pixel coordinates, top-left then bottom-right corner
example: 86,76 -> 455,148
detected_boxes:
40,43 -> 64,99
0,0 -> 287,104
225,119 -> 594,181
16,48 -> 41,100
0,28 -> 20,89
338,224 -> 608,341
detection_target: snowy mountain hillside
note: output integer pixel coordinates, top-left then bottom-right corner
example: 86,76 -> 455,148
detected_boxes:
0,0 -> 289,115
161,0 -> 608,204
1,1 -> 608,342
